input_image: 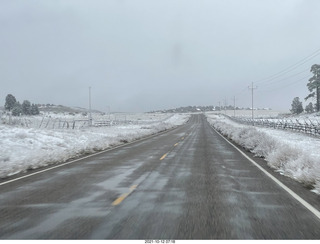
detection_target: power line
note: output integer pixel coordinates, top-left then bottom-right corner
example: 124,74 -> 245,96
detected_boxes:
258,69 -> 309,89
233,48 -> 319,111
257,74 -> 310,93
254,48 -> 320,85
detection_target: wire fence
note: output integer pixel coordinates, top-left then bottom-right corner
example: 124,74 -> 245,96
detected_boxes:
0,116 -> 91,129
228,115 -> 320,137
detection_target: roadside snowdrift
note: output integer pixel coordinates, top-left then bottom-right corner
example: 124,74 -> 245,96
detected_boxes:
207,114 -> 320,194
0,113 -> 190,178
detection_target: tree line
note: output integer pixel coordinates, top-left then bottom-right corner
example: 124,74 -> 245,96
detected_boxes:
4,94 -> 40,116
291,64 -> 320,114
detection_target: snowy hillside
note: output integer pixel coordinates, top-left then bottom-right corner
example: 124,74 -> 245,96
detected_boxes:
0,113 -> 190,179
206,112 -> 320,194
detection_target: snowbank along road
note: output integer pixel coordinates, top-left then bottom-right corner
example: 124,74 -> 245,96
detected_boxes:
0,114 -> 320,239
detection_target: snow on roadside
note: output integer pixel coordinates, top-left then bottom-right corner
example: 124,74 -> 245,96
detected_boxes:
206,113 -> 320,194
0,113 -> 190,179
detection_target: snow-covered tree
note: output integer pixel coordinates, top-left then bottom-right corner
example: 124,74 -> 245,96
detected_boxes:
305,64 -> 320,112
31,104 -> 40,115
22,100 -> 31,115
305,102 -> 314,113
11,102 -> 22,116
290,97 -> 303,114
5,94 -> 17,111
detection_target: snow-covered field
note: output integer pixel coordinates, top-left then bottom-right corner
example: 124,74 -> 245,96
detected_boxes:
0,113 -> 190,179
0,111 -> 176,129
211,109 -> 286,118
206,112 -> 320,194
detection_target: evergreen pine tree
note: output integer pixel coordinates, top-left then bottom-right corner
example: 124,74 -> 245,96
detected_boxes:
11,102 -> 22,116
305,102 -> 314,113
31,104 -> 40,115
22,100 -> 31,115
5,94 -> 17,111
305,64 -> 320,111
291,97 -> 304,114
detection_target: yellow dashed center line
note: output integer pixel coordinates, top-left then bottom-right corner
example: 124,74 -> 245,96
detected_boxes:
112,135 -> 188,206
112,184 -> 138,206
160,153 -> 168,160
160,138 -> 186,161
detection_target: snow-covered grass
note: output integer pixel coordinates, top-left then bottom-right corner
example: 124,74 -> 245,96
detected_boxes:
206,113 -> 320,194
0,113 -> 190,179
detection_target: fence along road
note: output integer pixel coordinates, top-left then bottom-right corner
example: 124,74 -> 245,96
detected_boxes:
0,114 -> 319,239
229,115 -> 320,137
0,113 -> 175,129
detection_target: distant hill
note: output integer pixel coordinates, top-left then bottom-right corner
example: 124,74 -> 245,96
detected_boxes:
151,105 -> 216,113
38,104 -> 103,114
151,105 -> 272,113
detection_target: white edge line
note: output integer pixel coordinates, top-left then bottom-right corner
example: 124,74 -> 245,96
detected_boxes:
210,125 -> 320,221
0,125 -> 181,187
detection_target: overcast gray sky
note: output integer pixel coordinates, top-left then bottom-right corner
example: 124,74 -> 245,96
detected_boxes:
1,0 -> 320,112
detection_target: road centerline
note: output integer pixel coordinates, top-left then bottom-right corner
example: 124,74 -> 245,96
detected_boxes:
112,185 -> 138,206
160,153 -> 168,161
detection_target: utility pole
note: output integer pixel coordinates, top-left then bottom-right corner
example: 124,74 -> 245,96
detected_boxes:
224,97 -> 227,115
233,96 -> 236,117
107,105 -> 111,120
89,86 -> 92,126
317,72 -> 319,112
248,82 -> 257,125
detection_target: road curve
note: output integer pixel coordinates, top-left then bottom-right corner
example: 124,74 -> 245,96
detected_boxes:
0,114 -> 319,239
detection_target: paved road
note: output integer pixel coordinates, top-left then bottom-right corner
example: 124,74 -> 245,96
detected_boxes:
0,114 -> 320,239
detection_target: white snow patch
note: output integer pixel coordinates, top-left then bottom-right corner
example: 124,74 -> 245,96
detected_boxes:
0,113 -> 190,178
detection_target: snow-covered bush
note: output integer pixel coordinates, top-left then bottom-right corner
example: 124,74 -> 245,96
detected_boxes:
212,119 -> 278,158
207,114 -> 320,194
267,148 -> 319,189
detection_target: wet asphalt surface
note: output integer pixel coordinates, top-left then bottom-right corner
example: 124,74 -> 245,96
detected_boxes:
0,114 -> 320,239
